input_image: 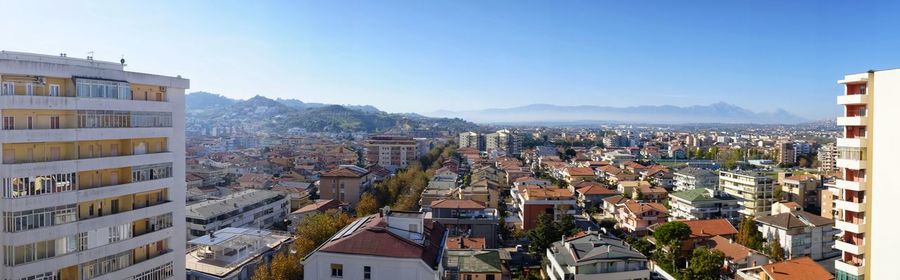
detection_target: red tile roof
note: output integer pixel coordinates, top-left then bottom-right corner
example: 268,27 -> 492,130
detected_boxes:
576,182 -> 618,196
445,236 -> 486,249
431,199 -> 487,209
318,215 -> 445,267
761,256 -> 834,280
679,219 -> 738,238
322,165 -> 370,177
566,167 -> 595,177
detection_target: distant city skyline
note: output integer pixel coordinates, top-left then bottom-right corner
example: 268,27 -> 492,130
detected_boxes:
3,0 -> 899,119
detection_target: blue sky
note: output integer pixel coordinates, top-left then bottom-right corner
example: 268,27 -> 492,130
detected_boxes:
3,1 -> 899,119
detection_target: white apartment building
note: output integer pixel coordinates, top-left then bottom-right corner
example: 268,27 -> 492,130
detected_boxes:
718,170 -> 775,217
544,231 -> 650,280
832,69 -> 900,280
0,51 -> 187,280
756,210 -> 839,261
185,189 -> 289,240
673,167 -> 719,191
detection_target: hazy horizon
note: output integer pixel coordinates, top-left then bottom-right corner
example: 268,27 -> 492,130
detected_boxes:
4,0 -> 900,120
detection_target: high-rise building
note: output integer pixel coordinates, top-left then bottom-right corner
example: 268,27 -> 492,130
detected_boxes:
364,135 -> 417,171
458,131 -> 481,150
818,142 -> 838,172
777,141 -> 796,165
832,69 -> 900,279
0,51 -> 187,279
718,170 -> 775,217
484,129 -> 521,156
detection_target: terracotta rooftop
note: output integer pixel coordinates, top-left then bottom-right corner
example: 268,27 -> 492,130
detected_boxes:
761,256 -> 834,280
431,199 -> 487,210
566,167 -> 595,177
293,199 -> 340,214
702,235 -> 759,263
576,183 -> 618,196
756,210 -> 833,229
679,219 -> 739,238
623,201 -> 667,215
445,236 -> 486,249
322,165 -> 370,177
316,214 -> 446,268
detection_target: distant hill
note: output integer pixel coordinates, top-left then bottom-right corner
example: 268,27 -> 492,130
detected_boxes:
426,102 -> 809,124
185,92 -> 236,110
186,92 -> 478,133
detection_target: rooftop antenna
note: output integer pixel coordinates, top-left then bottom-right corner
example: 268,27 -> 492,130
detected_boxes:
86,51 -> 94,61
120,55 -> 127,67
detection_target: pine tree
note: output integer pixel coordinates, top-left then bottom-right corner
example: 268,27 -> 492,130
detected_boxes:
680,246 -> 726,280
768,237 -> 786,262
527,213 -> 560,255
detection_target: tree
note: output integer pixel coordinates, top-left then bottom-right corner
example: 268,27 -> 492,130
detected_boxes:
680,246 -> 726,280
564,148 -> 577,159
652,221 -> 692,246
527,213 -> 560,255
768,237 -> 785,262
556,214 -> 578,236
773,185 -> 784,202
355,193 -> 380,216
626,236 -> 655,257
252,251 -> 302,280
652,221 -> 692,273
736,216 -> 764,250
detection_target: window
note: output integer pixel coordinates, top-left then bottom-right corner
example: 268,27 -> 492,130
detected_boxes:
49,84 -> 60,96
330,264 -> 343,278
364,266 -> 372,279
3,116 -> 14,130
1,82 -> 13,95
26,116 -> 33,129
50,116 -> 60,129
25,83 -> 33,96
486,275 -> 495,280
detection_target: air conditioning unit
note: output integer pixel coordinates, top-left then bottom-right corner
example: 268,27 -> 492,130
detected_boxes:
159,86 -> 167,92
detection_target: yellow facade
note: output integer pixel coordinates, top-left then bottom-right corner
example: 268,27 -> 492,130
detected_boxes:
130,83 -> 167,102
0,109 -> 77,129
2,137 -> 167,163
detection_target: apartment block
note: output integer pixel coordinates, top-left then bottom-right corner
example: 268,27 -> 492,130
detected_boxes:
0,51 -> 187,280
185,189 -> 289,240
832,69 -> 900,280
364,135 -> 417,171
719,170 -> 775,217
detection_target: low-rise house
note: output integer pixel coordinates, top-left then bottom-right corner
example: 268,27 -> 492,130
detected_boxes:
460,179 -> 501,209
736,256 -> 834,280
573,181 -> 619,209
544,231 -> 650,280
443,249 -> 510,280
668,188 -> 741,222
427,199 -> 499,248
319,165 -> 374,208
755,210 -> 840,260
271,180 -> 312,211
287,199 -> 340,233
616,201 -> 667,234
635,184 -> 668,202
510,185 -> 576,230
700,235 -> 769,275
186,227 -> 294,280
650,218 -> 738,258
563,166 -> 596,184
602,195 -> 632,216
673,167 -> 719,191
238,172 -> 274,189
303,209 -> 447,280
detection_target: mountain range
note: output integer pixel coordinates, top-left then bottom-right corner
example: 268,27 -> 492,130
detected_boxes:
185,92 -> 477,133
425,102 -> 809,124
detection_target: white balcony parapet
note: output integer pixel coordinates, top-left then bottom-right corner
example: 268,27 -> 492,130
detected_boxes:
836,159 -> 866,170
835,240 -> 864,255
837,116 -> 867,126
835,259 -> 865,276
835,220 -> 865,234
835,179 -> 866,191
837,94 -> 869,105
835,199 -> 865,213
836,138 -> 866,148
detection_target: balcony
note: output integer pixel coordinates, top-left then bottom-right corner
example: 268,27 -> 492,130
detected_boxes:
835,240 -> 864,255
835,179 -> 866,191
837,94 -> 869,105
835,220 -> 865,234
0,95 -> 172,111
1,127 -> 171,143
835,199 -> 865,213
836,158 -> 866,170
835,259 -> 865,276
837,116 -> 867,126
836,138 -> 866,148
2,152 -> 173,177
